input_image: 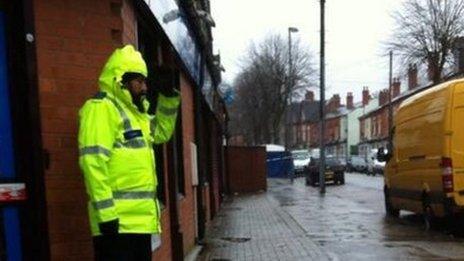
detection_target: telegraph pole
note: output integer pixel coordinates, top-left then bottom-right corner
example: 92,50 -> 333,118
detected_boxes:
388,51 -> 393,149
319,0 -> 326,194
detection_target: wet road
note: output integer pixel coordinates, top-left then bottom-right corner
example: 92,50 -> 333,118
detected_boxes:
269,173 -> 464,260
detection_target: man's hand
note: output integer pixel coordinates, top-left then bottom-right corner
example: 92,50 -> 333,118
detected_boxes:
99,219 -> 119,235
153,66 -> 179,97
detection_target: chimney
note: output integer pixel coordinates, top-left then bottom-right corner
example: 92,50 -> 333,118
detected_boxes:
333,94 -> 340,108
392,77 -> 401,98
326,94 -> 340,113
346,92 -> 354,109
379,89 -> 388,106
305,91 -> 314,102
427,54 -> 439,83
408,64 -> 418,90
362,86 -> 369,106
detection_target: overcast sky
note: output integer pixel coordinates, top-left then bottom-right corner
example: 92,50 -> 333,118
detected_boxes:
211,0 -> 402,103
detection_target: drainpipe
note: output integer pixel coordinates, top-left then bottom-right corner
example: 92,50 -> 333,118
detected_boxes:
194,53 -> 206,241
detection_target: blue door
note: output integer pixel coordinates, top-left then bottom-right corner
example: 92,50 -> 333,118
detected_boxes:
0,10 -> 24,261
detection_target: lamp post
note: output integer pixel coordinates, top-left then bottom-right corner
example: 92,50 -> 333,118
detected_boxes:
286,26 -> 299,149
319,0 -> 326,194
388,51 -> 393,151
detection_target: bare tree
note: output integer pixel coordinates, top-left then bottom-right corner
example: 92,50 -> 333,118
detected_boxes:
228,34 -> 315,145
388,0 -> 464,83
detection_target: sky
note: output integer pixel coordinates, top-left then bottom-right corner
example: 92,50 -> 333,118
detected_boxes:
211,0 -> 402,103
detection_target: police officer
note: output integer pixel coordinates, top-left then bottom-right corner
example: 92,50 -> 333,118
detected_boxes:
78,45 -> 180,261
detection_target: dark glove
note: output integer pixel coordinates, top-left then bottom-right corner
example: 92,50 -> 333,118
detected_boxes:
153,66 -> 179,97
99,219 -> 119,235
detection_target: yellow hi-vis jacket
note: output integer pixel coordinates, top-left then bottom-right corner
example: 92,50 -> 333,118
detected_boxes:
78,45 -> 180,236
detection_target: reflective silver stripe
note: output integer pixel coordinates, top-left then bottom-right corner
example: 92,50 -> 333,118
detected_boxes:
106,96 -> 132,131
92,199 -> 114,210
80,146 -> 111,157
158,106 -> 177,116
155,199 -> 161,218
113,191 -> 155,200
114,139 -> 147,149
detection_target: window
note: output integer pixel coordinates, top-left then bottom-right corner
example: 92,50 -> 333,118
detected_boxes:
138,20 -> 166,203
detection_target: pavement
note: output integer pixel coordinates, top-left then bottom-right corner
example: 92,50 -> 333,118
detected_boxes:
199,173 -> 464,260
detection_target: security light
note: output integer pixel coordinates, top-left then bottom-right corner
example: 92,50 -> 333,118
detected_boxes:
289,27 -> 299,33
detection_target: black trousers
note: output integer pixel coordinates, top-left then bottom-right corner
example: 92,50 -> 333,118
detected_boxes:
93,234 -> 151,261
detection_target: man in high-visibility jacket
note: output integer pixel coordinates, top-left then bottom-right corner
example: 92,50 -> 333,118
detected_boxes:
78,45 -> 180,260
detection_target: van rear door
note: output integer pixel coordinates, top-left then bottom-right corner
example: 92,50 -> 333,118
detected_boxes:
451,82 -> 464,205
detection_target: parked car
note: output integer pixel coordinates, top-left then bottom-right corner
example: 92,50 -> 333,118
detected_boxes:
305,156 -> 345,186
347,155 -> 367,173
367,149 -> 385,175
381,79 -> 464,231
291,150 -> 311,176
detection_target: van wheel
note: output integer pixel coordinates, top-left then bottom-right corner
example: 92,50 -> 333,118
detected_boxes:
422,196 -> 434,231
384,187 -> 399,217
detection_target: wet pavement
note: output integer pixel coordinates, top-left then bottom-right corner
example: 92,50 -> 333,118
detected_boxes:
200,173 -> 464,260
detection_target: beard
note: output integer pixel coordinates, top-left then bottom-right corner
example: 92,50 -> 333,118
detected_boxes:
131,93 -> 146,113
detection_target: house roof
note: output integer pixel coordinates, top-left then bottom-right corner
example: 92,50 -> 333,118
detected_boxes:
358,72 -> 464,120
286,100 -> 320,124
326,106 -> 349,119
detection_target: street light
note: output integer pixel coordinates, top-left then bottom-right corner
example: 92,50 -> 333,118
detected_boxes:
286,26 -> 299,149
319,0 -> 326,194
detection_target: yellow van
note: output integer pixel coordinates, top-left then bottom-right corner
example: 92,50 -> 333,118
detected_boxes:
381,79 -> 464,229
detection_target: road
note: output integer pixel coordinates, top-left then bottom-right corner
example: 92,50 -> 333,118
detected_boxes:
201,173 -> 464,260
270,173 -> 464,260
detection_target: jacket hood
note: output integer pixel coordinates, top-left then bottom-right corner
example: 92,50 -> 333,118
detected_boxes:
98,45 -> 148,108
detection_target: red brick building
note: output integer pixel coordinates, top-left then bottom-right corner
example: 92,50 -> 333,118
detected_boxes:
300,93 -> 350,159
358,69 -> 416,157
287,91 -> 319,149
0,0 -> 226,260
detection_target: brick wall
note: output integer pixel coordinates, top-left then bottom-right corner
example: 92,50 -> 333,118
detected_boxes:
325,117 -> 340,143
34,0 -> 130,259
153,146 -> 173,260
178,73 -> 197,254
309,122 -> 319,148
121,0 -> 137,45
309,117 -> 342,147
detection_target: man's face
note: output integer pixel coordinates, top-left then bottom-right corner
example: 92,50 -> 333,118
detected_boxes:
126,76 -> 147,111
127,76 -> 147,98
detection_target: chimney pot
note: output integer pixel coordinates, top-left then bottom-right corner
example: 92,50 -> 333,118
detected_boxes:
408,64 -> 418,90
305,91 -> 314,102
346,92 -> 354,109
362,87 -> 370,106
392,78 -> 401,98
